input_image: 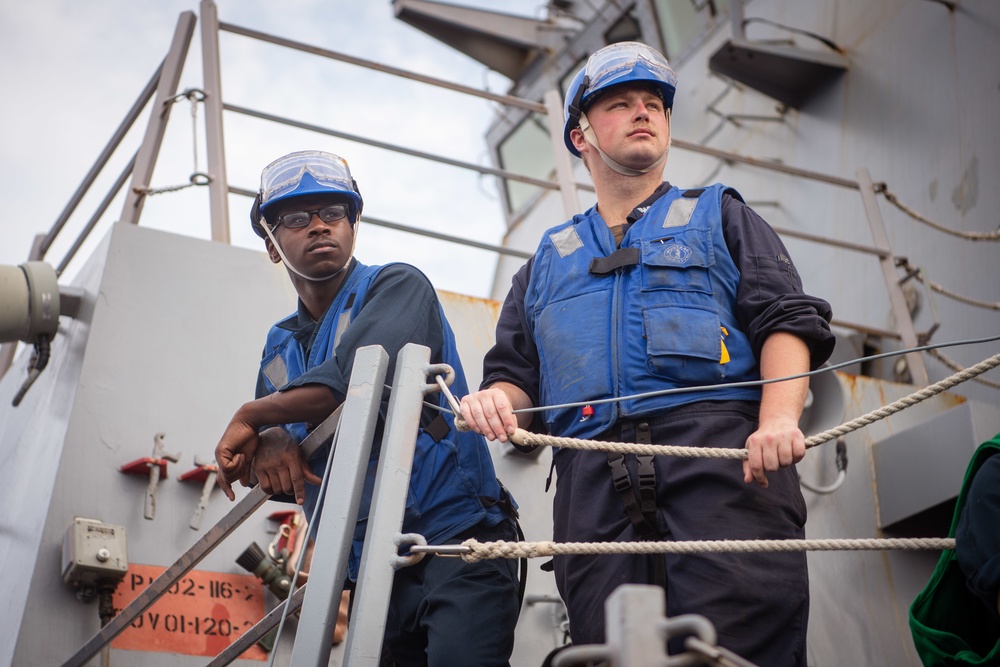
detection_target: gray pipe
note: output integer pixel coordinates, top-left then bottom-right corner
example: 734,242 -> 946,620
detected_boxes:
0,262 -> 60,344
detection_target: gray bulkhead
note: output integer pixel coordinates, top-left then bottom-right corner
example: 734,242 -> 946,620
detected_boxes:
1,0 -> 999,664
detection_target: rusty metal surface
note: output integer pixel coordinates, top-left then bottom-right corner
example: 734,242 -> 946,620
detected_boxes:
437,289 -> 502,392
797,371 -> 997,665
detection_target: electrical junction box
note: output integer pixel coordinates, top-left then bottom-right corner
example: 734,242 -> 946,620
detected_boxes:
61,517 -> 129,588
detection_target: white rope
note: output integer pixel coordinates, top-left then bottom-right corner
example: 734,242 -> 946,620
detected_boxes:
440,353 -> 987,572
457,537 -> 956,562
928,348 -> 1000,390
513,430 -> 747,459
878,184 -> 1000,241
803,352 -> 1000,446
501,352 -> 1000,459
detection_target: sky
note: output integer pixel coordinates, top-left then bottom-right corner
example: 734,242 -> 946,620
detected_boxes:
0,0 -> 548,297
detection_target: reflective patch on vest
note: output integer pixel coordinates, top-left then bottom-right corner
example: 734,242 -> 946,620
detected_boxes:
333,292 -> 357,348
550,226 -> 584,258
662,197 -> 698,229
263,355 -> 288,390
334,310 -> 352,349
660,243 -> 693,264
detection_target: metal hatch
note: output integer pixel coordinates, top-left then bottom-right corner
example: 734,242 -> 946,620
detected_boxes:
392,0 -> 551,80
707,0 -> 848,109
708,38 -> 849,109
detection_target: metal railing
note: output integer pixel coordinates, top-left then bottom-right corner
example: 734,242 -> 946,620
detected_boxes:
11,0 -> 928,384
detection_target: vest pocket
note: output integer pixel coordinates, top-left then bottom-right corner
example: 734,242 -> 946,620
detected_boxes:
643,304 -> 726,383
639,228 -> 715,294
537,290 -> 614,398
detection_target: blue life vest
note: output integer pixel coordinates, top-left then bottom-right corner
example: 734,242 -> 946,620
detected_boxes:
524,184 -> 762,440
260,262 -> 509,580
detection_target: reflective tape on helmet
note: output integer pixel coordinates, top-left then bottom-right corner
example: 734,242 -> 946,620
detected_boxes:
256,150 -> 364,225
562,42 -> 678,158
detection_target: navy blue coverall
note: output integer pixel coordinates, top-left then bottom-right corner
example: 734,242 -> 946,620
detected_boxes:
260,260 -> 520,667
482,182 -> 835,666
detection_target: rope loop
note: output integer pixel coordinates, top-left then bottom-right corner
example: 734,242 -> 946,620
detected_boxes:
167,87 -> 207,105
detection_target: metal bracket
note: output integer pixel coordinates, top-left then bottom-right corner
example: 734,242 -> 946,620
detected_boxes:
422,362 -> 454,395
178,455 -> 218,530
118,433 -> 181,520
391,533 -> 428,570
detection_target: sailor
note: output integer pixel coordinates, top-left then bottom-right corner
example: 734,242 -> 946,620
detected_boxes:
460,42 -> 834,665
910,432 -> 1000,665
214,150 -> 520,666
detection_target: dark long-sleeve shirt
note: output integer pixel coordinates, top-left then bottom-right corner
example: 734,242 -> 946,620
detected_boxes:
256,260 -> 445,405
957,451 -> 1000,617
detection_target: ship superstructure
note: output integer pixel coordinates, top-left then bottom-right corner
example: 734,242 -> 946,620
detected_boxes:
1,1 -> 998,665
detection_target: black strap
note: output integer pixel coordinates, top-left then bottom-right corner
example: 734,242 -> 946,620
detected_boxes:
606,422 -> 667,589
513,516 -> 528,611
566,74 -> 591,128
682,188 -> 705,198
479,479 -> 519,520
589,247 -> 640,275
544,455 -> 557,493
607,452 -> 659,541
635,423 -> 657,518
422,413 -> 450,443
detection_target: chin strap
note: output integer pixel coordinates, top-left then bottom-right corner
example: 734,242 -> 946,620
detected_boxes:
262,218 -> 354,283
578,110 -> 670,177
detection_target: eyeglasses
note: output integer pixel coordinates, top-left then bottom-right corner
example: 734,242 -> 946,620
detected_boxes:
273,204 -> 350,230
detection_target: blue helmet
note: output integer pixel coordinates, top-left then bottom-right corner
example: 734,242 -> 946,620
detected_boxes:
563,42 -> 678,157
250,150 -> 364,239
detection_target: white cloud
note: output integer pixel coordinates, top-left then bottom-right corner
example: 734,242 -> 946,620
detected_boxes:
0,0 -> 541,297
